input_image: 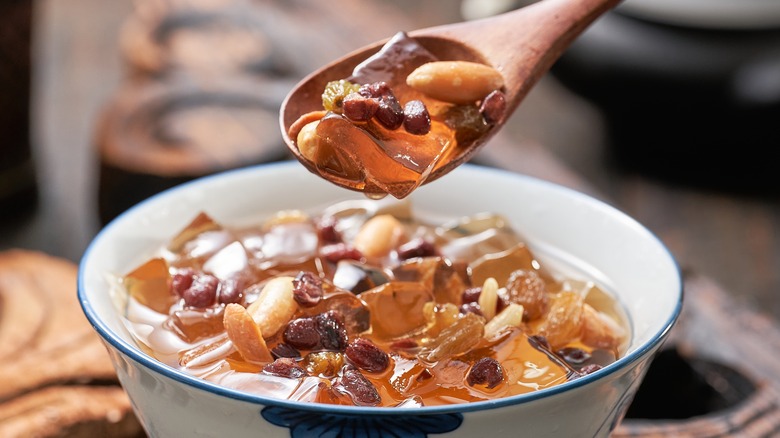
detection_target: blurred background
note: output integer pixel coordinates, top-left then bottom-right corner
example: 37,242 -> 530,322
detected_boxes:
1,0 -> 780,433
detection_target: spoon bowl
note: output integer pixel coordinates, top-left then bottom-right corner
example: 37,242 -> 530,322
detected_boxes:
281,0 -> 621,188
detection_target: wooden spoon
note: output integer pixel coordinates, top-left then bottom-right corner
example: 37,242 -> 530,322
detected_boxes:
280,0 -> 621,191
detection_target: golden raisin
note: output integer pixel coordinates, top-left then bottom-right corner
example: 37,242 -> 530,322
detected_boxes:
534,291 -> 584,349
502,269 -> 549,321
322,80 -> 361,112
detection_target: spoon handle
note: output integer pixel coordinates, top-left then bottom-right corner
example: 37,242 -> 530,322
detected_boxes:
412,0 -> 622,111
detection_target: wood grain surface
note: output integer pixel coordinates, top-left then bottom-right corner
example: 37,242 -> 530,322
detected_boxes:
0,250 -> 143,437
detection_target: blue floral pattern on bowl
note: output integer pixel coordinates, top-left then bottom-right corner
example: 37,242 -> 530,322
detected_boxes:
261,406 -> 463,437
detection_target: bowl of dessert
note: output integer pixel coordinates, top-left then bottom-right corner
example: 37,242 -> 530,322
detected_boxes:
79,159 -> 682,437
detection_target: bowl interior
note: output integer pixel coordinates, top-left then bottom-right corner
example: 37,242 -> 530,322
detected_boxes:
79,162 -> 682,409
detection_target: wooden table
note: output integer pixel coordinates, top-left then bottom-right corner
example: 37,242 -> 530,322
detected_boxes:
2,0 -> 780,435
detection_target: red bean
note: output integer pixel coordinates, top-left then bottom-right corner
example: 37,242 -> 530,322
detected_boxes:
556,347 -> 591,365
397,237 -> 438,259
263,358 -> 308,379
375,94 -> 404,130
316,311 -> 348,352
346,338 -> 389,373
182,274 -> 218,308
342,93 -> 379,122
466,357 -> 504,389
321,243 -> 363,264
217,276 -> 245,304
402,100 -> 431,135
171,268 -> 196,297
283,317 -> 321,350
389,338 -> 418,351
292,271 -> 323,308
358,82 -> 392,98
271,343 -> 301,359
316,215 -> 342,244
337,365 -> 381,406
480,90 -> 506,125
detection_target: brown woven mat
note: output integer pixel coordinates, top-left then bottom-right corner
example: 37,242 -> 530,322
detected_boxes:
0,250 -> 144,437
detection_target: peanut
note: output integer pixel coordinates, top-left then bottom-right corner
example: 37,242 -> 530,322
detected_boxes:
247,276 -> 298,338
352,214 -> 405,258
288,110 -> 324,140
406,61 -> 504,105
581,303 -> 626,350
296,120 -> 321,162
223,303 -> 273,364
477,277 -> 499,321
484,303 -> 524,339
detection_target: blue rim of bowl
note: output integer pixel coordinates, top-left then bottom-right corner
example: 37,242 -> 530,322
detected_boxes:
78,161 -> 684,416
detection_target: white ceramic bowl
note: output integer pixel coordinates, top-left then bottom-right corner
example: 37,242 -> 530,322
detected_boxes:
79,162 -> 682,437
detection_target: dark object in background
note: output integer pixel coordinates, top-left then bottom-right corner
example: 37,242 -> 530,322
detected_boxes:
96,78 -> 288,226
550,6 -> 780,195
0,0 -> 37,218
624,347 -> 756,420
97,2 -> 292,226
